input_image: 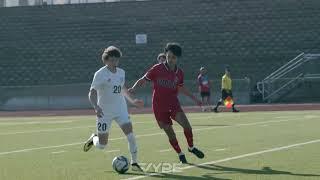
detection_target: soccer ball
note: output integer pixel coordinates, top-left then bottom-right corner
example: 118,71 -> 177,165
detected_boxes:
112,156 -> 129,174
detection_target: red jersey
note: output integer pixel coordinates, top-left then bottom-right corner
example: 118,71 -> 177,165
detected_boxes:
144,63 -> 184,111
197,74 -> 210,92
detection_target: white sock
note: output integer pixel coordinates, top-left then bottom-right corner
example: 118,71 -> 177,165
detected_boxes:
178,152 -> 185,156
126,133 -> 138,164
93,136 -> 106,150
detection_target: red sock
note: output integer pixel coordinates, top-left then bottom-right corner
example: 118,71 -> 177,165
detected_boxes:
169,138 -> 182,153
184,128 -> 194,148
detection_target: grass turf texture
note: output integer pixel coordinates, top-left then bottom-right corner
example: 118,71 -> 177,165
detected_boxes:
0,111 -> 319,180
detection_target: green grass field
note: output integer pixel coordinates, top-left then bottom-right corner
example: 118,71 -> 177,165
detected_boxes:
1,110 -> 320,180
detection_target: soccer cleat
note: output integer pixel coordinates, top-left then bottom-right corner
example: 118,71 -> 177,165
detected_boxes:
83,133 -> 96,152
179,154 -> 188,164
131,163 -> 144,172
188,147 -> 205,159
213,107 -> 218,113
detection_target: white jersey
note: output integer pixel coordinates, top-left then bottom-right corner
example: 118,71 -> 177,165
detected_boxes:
90,66 -> 128,117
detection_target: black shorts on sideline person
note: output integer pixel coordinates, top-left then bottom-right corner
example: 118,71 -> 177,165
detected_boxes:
200,91 -> 210,98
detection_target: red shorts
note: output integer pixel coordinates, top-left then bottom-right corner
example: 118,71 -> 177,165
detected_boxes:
152,105 -> 183,128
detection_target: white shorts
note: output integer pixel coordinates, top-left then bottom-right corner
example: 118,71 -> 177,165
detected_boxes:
96,113 -> 131,134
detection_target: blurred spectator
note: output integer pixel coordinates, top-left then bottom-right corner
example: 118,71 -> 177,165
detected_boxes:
197,67 -> 212,111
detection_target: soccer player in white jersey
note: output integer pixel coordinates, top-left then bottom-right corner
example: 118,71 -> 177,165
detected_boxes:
83,46 -> 143,172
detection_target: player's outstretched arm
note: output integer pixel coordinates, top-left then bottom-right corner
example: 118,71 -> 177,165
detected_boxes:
128,77 -> 147,94
123,86 -> 144,108
178,86 -> 202,107
88,88 -> 104,117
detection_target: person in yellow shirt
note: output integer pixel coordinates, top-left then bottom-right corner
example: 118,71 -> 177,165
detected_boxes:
213,66 -> 239,113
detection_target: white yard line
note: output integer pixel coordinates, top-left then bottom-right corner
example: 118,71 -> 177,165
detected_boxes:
134,121 -> 153,124
105,150 -> 120,153
0,121 -> 154,136
0,118 -> 312,156
0,120 -> 74,126
159,149 -> 172,153
237,119 -> 291,126
123,139 -> 320,180
0,119 -> 151,126
0,126 -> 96,135
214,148 -> 226,151
0,142 -> 82,155
51,150 -> 66,154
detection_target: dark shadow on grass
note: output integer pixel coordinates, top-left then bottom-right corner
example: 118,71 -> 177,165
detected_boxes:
113,169 -> 230,179
121,171 -> 146,176
136,173 -> 231,180
190,164 -> 320,177
105,170 -> 146,177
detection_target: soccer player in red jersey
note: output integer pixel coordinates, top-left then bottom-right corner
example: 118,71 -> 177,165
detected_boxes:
129,43 -> 205,163
197,67 -> 212,112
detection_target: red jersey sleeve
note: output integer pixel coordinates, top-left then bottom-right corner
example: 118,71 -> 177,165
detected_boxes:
143,65 -> 157,81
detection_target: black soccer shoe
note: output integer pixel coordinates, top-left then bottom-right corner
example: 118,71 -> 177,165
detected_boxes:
179,154 -> 188,164
188,147 -> 205,159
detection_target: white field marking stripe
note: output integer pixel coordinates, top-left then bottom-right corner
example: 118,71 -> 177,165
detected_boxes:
0,120 -> 79,126
189,118 -> 299,133
0,117 -> 77,122
275,116 -> 294,119
0,120 -> 152,126
159,149 -> 171,152
0,121 -> 154,136
51,150 -> 66,154
0,118 -> 310,156
105,150 -> 120,153
0,142 -> 83,155
214,148 -> 226,151
45,121 -> 74,124
0,119 -> 84,126
123,139 -> 320,180
0,126 -> 96,135
237,119 -> 292,126
134,121 -> 153,124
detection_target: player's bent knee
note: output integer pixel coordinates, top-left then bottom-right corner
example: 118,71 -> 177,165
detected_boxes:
121,122 -> 133,135
161,124 -> 171,131
163,127 -> 176,140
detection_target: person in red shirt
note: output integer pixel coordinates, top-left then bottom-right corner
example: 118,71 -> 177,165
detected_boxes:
129,43 -> 205,163
197,67 -> 212,111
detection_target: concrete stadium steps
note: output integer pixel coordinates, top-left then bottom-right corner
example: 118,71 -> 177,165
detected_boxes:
0,0 -> 320,86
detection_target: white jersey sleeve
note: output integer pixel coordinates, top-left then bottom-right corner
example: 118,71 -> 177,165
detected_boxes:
91,71 -> 104,90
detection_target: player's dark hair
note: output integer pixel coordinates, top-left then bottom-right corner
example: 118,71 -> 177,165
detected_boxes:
102,46 -> 122,62
164,43 -> 182,57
